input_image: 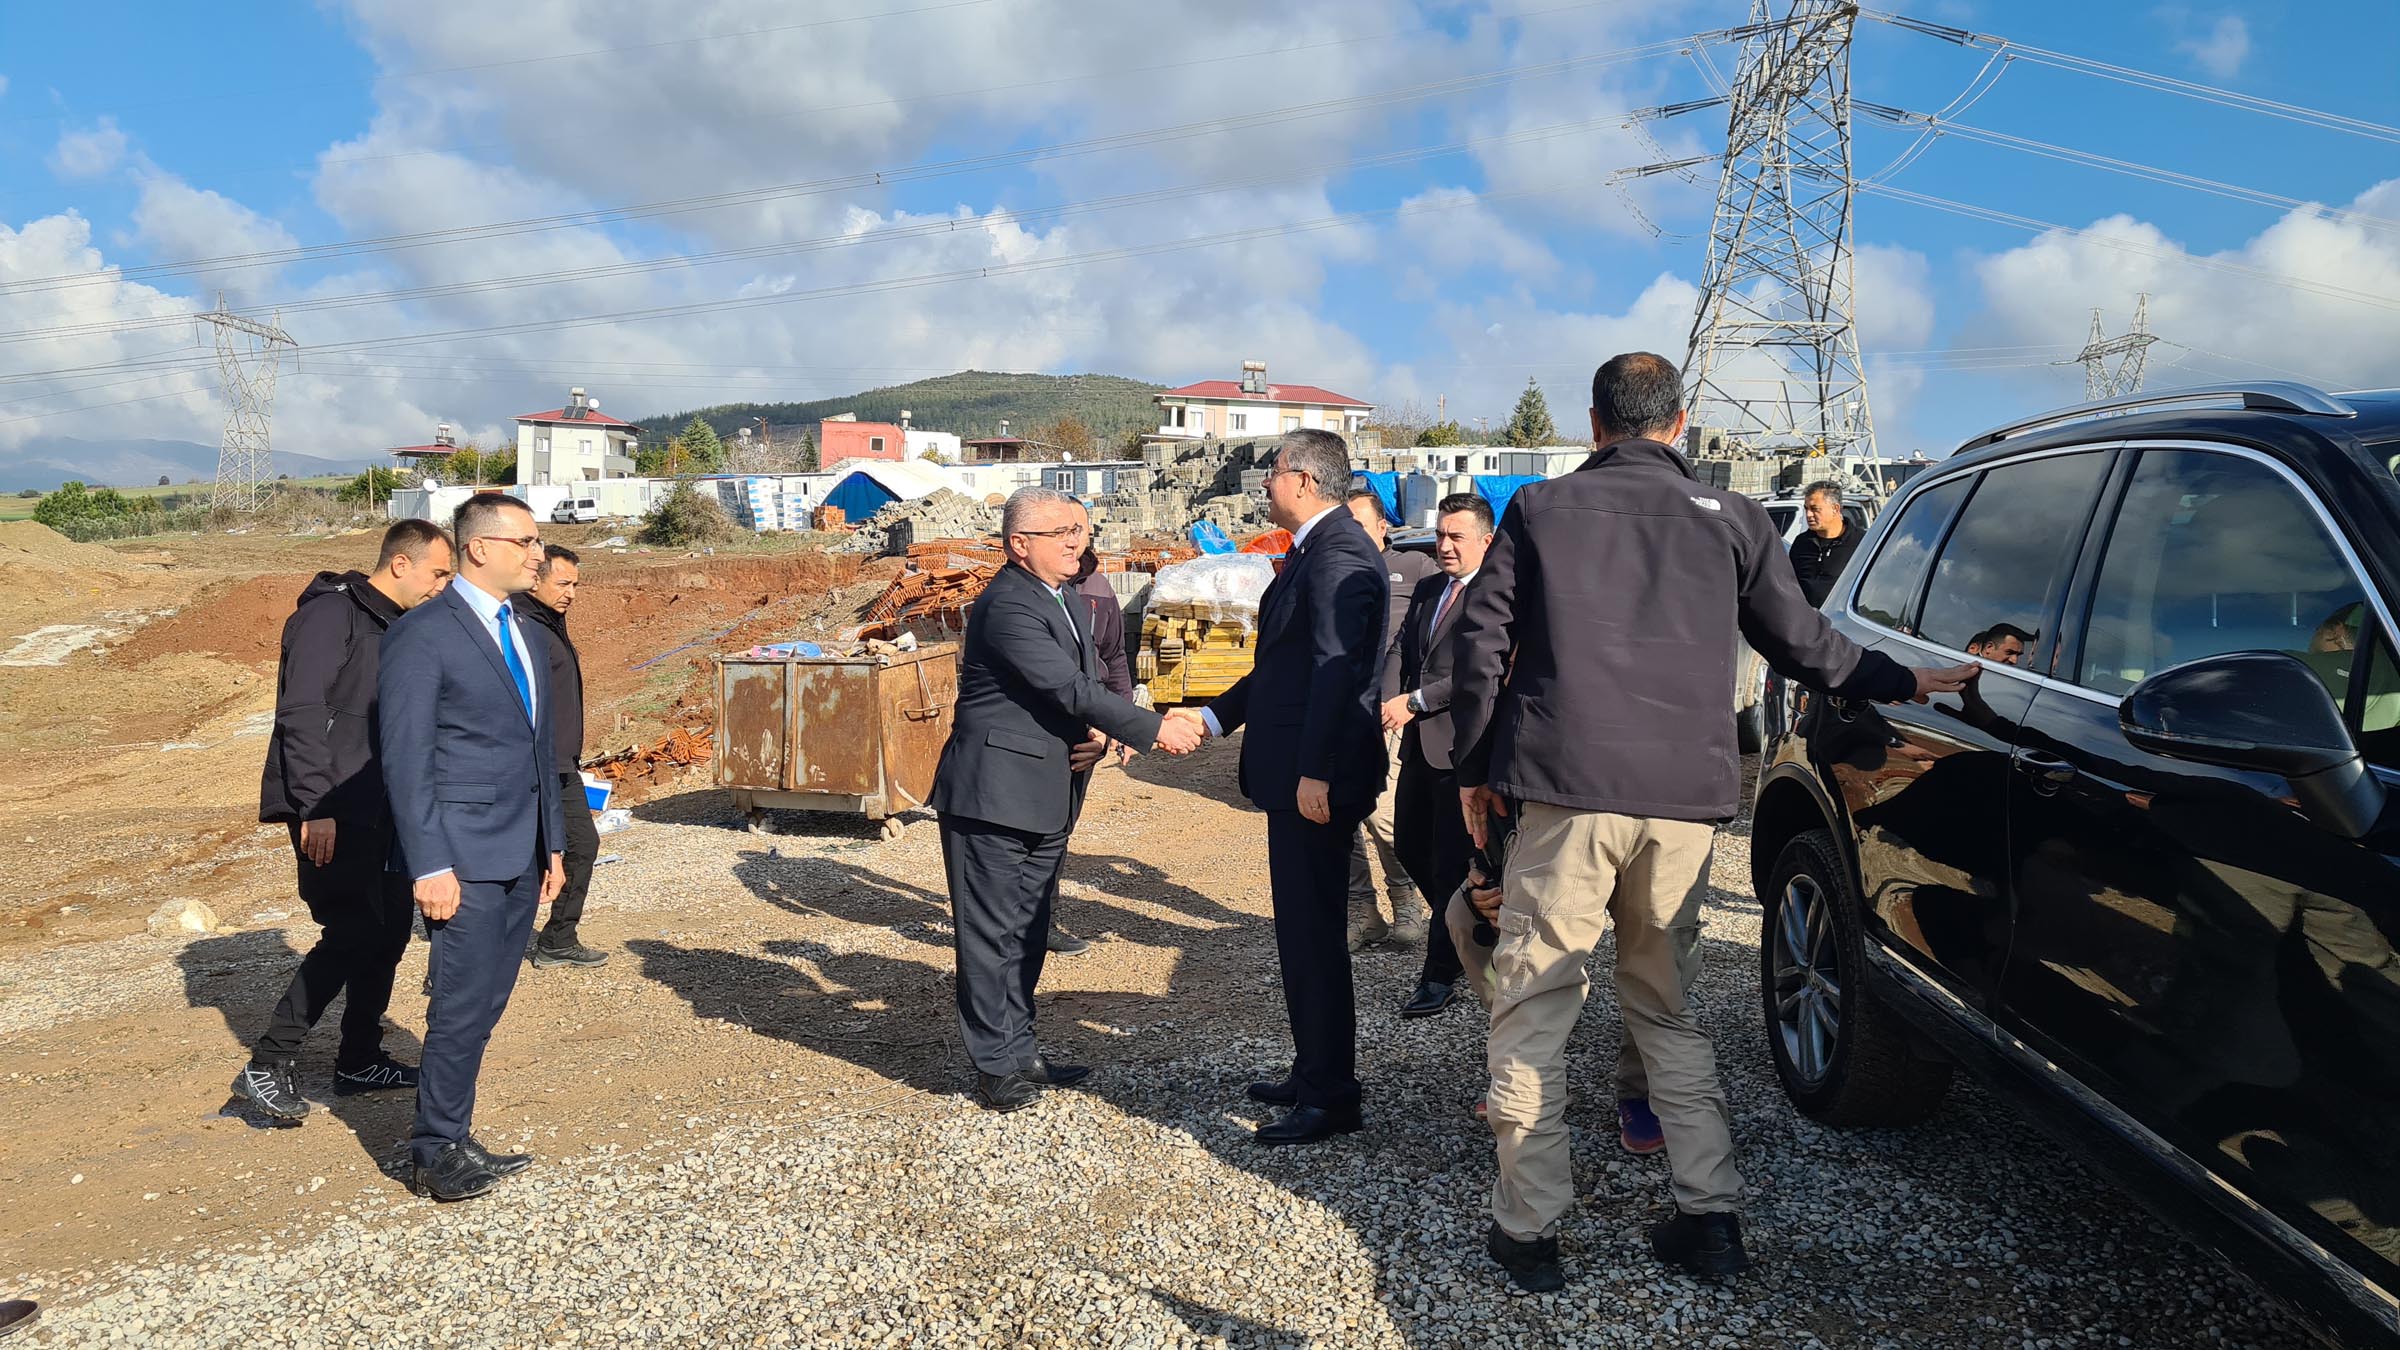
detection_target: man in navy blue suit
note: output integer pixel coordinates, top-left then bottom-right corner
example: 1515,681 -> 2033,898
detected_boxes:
379,492 -> 567,1202
1173,429 -> 1389,1145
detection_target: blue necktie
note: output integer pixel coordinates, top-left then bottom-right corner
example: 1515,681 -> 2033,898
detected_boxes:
495,602 -> 534,722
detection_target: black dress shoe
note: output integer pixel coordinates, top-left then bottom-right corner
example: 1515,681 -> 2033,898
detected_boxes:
463,1136 -> 533,1177
1650,1210 -> 1751,1277
1245,1077 -> 1299,1107
0,1299 -> 39,1340
408,1142 -> 502,1202
1399,979 -> 1457,1019
975,1071 -> 1041,1112
1486,1222 -> 1565,1293
1024,1055 -> 1090,1088
1253,1104 -> 1363,1146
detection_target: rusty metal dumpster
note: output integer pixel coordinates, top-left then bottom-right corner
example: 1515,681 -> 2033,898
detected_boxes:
713,644 -> 958,841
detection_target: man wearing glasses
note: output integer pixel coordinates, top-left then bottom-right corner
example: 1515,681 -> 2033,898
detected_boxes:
1165,430 -> 1390,1145
380,492 -> 568,1200
930,487 -> 1201,1111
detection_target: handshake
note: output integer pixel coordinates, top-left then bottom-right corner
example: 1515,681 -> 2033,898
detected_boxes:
1068,708 -> 1209,771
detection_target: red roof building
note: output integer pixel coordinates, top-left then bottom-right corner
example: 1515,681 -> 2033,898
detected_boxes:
513,388 -> 640,485
1151,361 -> 1373,443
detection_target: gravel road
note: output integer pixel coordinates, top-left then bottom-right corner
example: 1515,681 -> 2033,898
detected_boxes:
6,752 -> 2319,1348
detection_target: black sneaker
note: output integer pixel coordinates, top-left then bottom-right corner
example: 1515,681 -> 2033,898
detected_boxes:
1649,1210 -> 1751,1277
1486,1222 -> 1565,1293
333,1055 -> 420,1096
1045,927 -> 1090,955
230,1058 -> 310,1121
530,937 -> 609,968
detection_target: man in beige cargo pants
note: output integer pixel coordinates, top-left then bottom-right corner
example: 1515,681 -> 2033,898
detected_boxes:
1445,353 -> 1973,1293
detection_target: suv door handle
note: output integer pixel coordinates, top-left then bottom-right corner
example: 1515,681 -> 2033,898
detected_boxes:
2012,749 -> 2079,787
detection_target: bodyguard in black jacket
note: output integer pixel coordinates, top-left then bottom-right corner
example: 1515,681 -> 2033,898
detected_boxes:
519,544 -> 606,968
233,520 -> 454,1122
930,488 -> 1194,1112
1180,430 -> 1390,1146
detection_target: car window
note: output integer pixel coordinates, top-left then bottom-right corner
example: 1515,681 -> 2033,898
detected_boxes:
1852,476 -> 1970,633
2356,626 -> 2400,767
1913,451 -> 2110,670
2077,449 -> 2368,701
1767,505 -> 1797,535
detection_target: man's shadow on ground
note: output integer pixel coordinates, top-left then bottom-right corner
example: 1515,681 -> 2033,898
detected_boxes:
177,929 -> 425,1175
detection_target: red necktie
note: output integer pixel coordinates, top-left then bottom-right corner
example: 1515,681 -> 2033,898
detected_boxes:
1430,578 -> 1461,634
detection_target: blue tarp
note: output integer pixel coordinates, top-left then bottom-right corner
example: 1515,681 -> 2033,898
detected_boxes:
823,470 -> 899,521
1472,474 -> 1545,525
1190,521 -> 1237,554
1356,471 -> 1404,524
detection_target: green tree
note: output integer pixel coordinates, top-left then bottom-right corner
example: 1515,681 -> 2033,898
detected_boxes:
638,481 -> 738,547
797,432 -> 819,473
676,417 -> 727,473
1041,414 -> 1096,460
1502,378 -> 1556,447
1416,420 -> 1464,447
33,481 -> 134,529
338,467 -> 408,504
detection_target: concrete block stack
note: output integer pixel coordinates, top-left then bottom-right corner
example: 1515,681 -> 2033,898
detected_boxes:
846,488 -> 1001,556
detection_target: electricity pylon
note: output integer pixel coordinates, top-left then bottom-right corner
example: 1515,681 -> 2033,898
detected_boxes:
1679,1 -> 1880,484
2073,293 -> 2155,400
199,295 -> 296,513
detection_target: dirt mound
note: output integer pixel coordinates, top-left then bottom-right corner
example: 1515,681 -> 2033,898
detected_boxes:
0,521 -> 129,570
113,573 -> 313,670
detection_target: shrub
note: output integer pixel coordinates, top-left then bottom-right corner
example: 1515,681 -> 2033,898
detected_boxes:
639,482 -> 738,547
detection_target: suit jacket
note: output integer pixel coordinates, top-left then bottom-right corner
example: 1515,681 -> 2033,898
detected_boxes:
1396,569 -> 1472,771
1073,569 -> 1133,699
1206,508 -> 1389,813
378,583 -> 568,883
930,562 -> 1163,836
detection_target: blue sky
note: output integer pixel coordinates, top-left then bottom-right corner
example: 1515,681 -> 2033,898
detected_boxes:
2,0 -> 2396,469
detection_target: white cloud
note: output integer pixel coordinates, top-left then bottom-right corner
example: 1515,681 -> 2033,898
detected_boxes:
1394,187 -> 1559,282
129,173 -> 303,305
2162,10 -> 2251,78
49,119 -> 128,180
1960,179 -> 2400,404
1382,271 -> 1700,431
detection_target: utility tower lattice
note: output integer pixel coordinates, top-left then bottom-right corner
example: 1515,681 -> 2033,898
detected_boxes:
2073,293 -> 2155,400
198,295 -> 296,513
1680,0 -> 1881,488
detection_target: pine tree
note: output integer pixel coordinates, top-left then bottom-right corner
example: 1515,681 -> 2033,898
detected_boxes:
1502,378 -> 1556,448
677,417 -> 727,473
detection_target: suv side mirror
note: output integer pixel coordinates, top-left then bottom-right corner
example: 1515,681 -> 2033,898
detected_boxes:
2121,650 -> 2388,839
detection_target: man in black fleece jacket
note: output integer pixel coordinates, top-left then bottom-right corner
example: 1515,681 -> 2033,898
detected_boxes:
237,519 -> 454,1121
519,544 -> 606,968
1448,353 -> 1976,1293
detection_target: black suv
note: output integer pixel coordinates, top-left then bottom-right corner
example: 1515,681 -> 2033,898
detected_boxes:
1749,383 -> 2400,1345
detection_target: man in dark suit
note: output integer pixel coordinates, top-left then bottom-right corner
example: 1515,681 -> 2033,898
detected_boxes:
1171,429 -> 1389,1146
519,543 -> 607,969
380,492 -> 567,1202
930,487 -> 1200,1112
1383,493 -> 1495,1019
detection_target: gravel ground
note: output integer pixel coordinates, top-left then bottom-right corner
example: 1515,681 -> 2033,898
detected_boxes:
7,757 -> 2320,1349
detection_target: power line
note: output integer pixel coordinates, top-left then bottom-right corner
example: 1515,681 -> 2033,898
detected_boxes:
0,110 -> 1650,348
1859,8 -> 2400,146
0,175 -> 1611,402
0,29 -> 1711,299
1855,104 -> 2400,235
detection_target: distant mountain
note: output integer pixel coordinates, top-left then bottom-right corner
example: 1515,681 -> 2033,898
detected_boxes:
0,437 -> 383,493
637,370 -> 1167,448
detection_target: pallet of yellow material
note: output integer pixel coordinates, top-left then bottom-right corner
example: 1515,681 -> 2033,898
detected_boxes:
1136,605 -> 1257,706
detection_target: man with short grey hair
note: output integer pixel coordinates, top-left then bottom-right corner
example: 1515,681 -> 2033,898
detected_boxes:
1168,429 -> 1390,1145
931,487 -> 1200,1111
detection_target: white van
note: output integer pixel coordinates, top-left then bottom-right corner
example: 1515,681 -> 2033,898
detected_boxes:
551,497 -> 600,524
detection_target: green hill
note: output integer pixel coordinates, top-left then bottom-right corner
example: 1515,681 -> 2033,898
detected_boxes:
637,370 -> 1166,449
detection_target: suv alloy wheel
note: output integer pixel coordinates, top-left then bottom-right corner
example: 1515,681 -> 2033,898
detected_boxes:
1760,829 -> 1952,1125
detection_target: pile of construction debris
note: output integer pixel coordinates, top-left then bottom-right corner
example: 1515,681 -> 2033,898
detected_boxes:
843,489 -> 1000,557
588,725 -> 714,788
